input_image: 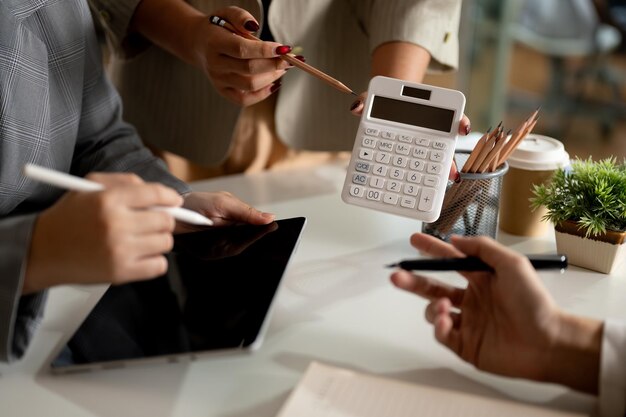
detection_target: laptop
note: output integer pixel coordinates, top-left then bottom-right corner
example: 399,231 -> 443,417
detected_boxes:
50,217 -> 306,373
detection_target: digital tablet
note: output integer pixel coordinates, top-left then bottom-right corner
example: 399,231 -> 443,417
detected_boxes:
50,217 -> 306,373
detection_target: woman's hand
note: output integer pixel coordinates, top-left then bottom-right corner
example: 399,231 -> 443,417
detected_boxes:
131,2 -> 295,106
188,6 -> 293,106
175,191 -> 275,233
25,173 -> 183,292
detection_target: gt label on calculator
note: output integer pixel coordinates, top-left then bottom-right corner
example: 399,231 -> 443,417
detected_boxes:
341,76 -> 466,223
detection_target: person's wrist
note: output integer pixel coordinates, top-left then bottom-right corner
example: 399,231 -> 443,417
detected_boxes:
544,311 -> 603,394
23,212 -> 58,294
178,14 -> 211,70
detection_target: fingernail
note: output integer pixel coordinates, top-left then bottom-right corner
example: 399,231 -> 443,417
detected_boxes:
295,55 -> 306,63
270,81 -> 282,93
275,45 -> 292,55
350,100 -> 362,111
465,124 -> 472,135
454,172 -> 462,183
244,20 -> 259,32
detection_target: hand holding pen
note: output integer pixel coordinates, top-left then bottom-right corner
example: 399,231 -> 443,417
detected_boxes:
208,14 -> 357,96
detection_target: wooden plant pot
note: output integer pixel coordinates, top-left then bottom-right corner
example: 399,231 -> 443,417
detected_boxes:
554,220 -> 626,274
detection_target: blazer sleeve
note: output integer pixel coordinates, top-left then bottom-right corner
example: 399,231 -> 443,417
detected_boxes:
87,0 -> 148,58
0,215 -> 48,362
350,0 -> 461,72
71,31 -> 190,194
599,319 -> 626,417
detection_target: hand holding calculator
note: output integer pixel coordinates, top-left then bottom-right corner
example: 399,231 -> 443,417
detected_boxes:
341,76 -> 466,223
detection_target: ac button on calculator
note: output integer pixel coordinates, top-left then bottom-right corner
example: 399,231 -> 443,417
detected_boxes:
341,76 -> 466,223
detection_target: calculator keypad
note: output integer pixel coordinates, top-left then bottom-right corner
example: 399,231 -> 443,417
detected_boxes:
344,124 -> 452,220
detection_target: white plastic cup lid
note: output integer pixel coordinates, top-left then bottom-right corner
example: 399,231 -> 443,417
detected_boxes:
507,134 -> 570,171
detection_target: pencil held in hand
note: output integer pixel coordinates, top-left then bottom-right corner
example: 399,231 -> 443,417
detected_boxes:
208,15 -> 356,96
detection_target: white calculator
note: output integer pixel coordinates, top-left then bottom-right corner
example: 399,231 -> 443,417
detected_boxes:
341,76 -> 466,223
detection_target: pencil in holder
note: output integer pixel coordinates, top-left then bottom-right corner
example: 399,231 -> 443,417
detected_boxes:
422,151 -> 509,241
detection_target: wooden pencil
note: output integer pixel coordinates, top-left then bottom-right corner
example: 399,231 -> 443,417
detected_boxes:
209,16 -> 357,96
496,109 -> 540,166
497,114 -> 540,166
477,129 -> 510,173
461,123 -> 500,173
468,126 -> 500,173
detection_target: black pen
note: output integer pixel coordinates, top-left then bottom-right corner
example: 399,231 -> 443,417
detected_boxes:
387,254 -> 568,272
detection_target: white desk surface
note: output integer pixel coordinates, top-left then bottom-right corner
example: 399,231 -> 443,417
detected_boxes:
2,161 -> 624,417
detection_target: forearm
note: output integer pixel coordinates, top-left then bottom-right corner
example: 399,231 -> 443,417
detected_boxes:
371,41 -> 431,83
131,0 -> 206,68
545,312 -> 603,394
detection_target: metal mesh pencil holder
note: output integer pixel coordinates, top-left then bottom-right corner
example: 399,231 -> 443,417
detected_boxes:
422,151 -> 509,241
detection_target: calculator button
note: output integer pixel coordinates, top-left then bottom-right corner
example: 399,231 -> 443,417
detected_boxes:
413,147 -> 428,159
375,152 -> 391,164
426,162 -> 442,175
392,155 -> 408,168
432,141 -> 447,150
416,138 -> 430,147
365,127 -> 380,136
403,184 -> 419,196
409,159 -> 425,172
370,176 -> 385,189
400,196 -> 417,209
350,185 -> 365,197
373,164 -> 388,177
399,134 -> 414,143
395,144 -> 411,155
383,193 -> 399,205
381,131 -> 396,140
378,140 -> 394,152
390,168 -> 405,180
429,150 -> 445,162
355,161 -> 371,173
362,137 -> 377,148
366,189 -> 382,201
407,171 -> 422,183
423,175 -> 439,187
352,173 -> 368,185
386,180 -> 402,192
418,188 -> 436,211
359,149 -> 374,161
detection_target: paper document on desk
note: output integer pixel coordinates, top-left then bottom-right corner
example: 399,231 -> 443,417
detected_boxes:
276,362 -> 586,417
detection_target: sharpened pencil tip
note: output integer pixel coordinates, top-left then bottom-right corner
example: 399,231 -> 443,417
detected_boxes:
386,263 -> 398,268
350,91 -> 358,96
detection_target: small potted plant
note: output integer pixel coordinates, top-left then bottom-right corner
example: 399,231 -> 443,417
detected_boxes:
531,157 -> 626,274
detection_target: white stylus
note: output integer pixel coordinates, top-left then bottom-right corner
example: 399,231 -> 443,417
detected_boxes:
23,164 -> 213,226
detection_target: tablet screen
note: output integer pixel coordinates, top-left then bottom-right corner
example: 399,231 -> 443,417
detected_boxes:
50,217 -> 306,371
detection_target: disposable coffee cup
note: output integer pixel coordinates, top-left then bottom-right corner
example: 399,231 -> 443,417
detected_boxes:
499,134 -> 570,236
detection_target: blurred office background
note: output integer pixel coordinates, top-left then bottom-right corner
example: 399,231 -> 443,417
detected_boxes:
426,0 -> 626,160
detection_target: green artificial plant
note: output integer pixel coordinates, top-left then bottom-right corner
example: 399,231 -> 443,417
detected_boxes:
531,157 -> 626,237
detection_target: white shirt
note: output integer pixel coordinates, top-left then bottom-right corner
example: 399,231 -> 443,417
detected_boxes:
600,319 -> 626,417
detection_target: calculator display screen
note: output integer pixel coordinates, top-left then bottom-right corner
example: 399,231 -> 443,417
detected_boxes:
370,96 -> 455,133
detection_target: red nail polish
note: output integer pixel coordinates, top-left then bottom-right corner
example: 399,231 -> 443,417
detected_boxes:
465,124 -> 472,135
350,100 -> 361,111
275,45 -> 292,55
454,172 -> 462,183
295,55 -> 306,63
244,20 -> 259,32
270,81 -> 282,93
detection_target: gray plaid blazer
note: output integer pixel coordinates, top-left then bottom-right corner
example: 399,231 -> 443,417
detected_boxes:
0,0 -> 189,362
